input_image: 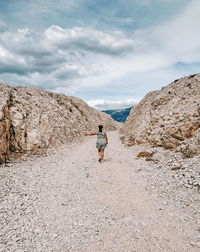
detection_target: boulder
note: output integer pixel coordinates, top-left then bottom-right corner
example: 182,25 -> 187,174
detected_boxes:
0,82 -> 119,163
122,73 -> 200,157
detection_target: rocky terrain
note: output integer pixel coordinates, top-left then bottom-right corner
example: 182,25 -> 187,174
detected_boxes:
0,75 -> 200,251
0,131 -> 199,251
0,82 -> 119,164
122,73 -> 200,158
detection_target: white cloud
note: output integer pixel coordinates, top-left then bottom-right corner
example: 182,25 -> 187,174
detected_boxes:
45,25 -> 136,55
87,99 -> 139,110
0,45 -> 13,58
146,0 -> 200,63
0,44 -> 28,75
0,25 -> 138,91
0,1 -> 199,108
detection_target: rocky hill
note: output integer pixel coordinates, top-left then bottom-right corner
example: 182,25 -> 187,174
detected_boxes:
0,83 -> 119,163
103,107 -> 132,123
122,73 -> 200,157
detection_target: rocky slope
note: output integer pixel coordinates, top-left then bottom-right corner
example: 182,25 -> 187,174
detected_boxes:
0,82 -> 119,163
122,73 -> 200,157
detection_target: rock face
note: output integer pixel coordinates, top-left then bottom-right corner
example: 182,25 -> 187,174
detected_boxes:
122,73 -> 200,157
0,82 -> 119,163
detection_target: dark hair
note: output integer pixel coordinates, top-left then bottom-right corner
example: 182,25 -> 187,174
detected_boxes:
98,125 -> 103,132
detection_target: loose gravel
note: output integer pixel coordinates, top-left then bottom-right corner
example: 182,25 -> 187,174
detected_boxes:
0,131 -> 199,251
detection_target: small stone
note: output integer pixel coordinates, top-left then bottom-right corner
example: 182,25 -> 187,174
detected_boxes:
137,152 -> 152,158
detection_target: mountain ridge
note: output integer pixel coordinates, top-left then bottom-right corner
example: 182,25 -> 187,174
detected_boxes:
103,107 -> 132,123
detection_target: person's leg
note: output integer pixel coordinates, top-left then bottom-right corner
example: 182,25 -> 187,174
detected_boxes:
101,149 -> 104,160
98,149 -> 101,161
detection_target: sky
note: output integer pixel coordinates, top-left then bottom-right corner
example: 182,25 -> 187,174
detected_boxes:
0,0 -> 200,110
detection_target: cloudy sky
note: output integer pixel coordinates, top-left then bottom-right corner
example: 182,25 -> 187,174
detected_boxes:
0,0 -> 200,110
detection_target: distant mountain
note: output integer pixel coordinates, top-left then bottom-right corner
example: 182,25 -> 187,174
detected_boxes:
103,107 -> 132,123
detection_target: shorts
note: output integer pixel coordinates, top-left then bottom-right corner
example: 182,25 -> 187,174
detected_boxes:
96,140 -> 107,150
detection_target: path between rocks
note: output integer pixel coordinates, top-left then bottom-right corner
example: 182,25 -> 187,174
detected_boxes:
0,131 -> 199,251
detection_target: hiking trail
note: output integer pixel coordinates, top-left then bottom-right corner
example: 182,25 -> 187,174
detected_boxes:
0,131 -> 199,251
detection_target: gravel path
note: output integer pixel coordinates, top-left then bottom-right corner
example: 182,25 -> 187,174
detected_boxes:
0,131 -> 200,251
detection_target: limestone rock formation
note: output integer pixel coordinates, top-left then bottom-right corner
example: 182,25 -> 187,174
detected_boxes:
0,82 -> 119,163
122,73 -> 200,157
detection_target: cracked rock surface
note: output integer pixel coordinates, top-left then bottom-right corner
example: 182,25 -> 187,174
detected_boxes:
122,73 -> 200,157
0,82 -> 119,164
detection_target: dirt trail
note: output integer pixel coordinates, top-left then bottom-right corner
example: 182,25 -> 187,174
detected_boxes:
0,131 -> 199,251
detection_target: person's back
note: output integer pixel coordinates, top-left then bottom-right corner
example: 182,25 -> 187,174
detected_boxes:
96,131 -> 106,141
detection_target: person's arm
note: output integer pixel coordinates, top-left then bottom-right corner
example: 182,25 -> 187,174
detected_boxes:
85,132 -> 96,136
105,134 -> 108,144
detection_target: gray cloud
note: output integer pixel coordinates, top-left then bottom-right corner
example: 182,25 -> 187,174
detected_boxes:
0,64 -> 27,75
53,66 -> 84,80
0,20 -> 7,32
45,26 -> 136,56
0,25 -> 136,90
0,1 -> 199,107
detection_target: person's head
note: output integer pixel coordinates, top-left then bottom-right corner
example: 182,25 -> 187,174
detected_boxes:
98,125 -> 103,132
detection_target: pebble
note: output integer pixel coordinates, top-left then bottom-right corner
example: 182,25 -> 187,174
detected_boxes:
0,132 -> 199,251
